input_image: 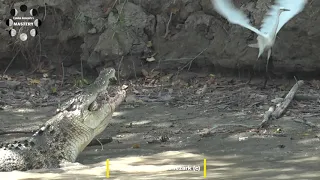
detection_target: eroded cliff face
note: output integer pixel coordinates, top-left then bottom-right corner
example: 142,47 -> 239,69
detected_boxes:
0,0 -> 319,77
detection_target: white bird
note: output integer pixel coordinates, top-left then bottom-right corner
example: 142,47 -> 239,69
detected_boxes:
211,0 -> 307,71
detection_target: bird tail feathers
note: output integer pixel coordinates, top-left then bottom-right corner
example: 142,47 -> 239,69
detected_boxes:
248,43 -> 259,48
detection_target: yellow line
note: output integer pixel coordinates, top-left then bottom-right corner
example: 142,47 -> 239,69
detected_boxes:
106,159 -> 110,178
204,159 -> 207,178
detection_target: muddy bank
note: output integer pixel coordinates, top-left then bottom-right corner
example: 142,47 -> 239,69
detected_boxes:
1,72 -> 320,179
0,0 -> 319,77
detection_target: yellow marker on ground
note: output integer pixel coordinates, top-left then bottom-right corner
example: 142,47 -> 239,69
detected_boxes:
204,159 -> 207,178
106,159 -> 110,178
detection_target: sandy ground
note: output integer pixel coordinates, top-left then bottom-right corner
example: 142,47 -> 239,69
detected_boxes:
0,70 -> 320,180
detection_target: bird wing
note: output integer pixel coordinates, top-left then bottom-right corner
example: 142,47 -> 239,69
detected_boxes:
275,0 -> 307,34
211,0 -> 266,38
259,4 -> 280,36
260,0 -> 307,35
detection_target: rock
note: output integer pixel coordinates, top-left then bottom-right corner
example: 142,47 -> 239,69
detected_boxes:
185,12 -> 215,39
112,2 -> 149,36
179,0 -> 202,21
93,2 -> 152,60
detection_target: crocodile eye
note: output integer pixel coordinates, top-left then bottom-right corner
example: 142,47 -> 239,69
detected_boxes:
88,101 -> 99,111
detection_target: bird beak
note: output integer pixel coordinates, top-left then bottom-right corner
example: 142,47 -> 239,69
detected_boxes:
282,9 -> 290,11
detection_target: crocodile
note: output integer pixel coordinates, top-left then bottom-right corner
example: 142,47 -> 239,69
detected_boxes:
0,68 -> 127,172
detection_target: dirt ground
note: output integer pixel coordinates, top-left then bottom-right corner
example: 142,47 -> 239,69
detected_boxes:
0,68 -> 320,180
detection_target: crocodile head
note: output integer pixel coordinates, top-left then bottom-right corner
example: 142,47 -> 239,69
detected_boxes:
66,68 -> 125,152
0,67 -> 127,172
